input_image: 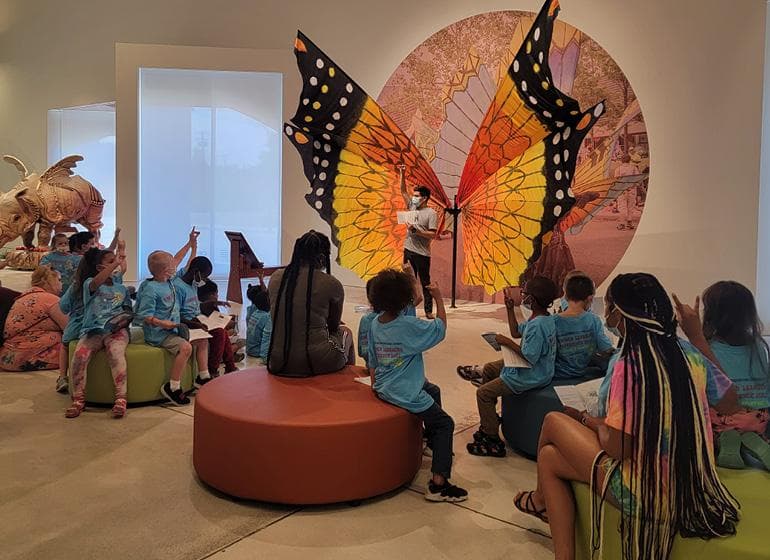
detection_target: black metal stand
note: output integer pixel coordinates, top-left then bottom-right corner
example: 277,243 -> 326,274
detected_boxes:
446,197 -> 462,309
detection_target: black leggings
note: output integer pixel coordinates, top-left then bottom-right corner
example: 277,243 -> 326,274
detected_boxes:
404,249 -> 432,314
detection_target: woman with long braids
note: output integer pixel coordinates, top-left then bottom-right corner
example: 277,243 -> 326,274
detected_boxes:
515,273 -> 739,560
267,230 -> 355,376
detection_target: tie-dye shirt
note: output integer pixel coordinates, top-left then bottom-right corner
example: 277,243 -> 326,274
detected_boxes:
604,340 -> 718,513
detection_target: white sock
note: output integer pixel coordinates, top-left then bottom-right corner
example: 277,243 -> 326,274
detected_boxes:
170,379 -> 181,391
198,370 -> 211,379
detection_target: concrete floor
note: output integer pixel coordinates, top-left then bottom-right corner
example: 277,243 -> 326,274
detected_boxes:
0,273 -> 552,560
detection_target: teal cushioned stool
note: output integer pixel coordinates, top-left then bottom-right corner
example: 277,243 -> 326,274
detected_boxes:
572,469 -> 770,559
501,376 -> 593,458
68,328 -> 197,405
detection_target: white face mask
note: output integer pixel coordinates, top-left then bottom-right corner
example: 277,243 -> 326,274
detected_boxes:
411,196 -> 423,207
192,279 -> 206,289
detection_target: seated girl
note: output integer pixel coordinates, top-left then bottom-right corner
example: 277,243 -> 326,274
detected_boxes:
66,247 -> 132,418
267,231 -> 354,377
466,276 -> 558,457
198,279 -> 241,374
697,281 -> 770,470
0,266 -> 67,371
514,273 -> 739,560
246,279 -> 272,364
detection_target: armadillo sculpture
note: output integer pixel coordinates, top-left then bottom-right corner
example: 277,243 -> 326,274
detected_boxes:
0,155 -> 104,247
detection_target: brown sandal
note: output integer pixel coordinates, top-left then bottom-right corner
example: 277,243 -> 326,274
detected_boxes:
514,491 -> 549,523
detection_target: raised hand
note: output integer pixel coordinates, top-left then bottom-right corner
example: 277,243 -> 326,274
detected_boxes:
672,293 -> 703,341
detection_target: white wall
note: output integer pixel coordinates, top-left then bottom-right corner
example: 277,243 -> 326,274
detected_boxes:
0,0 -> 766,301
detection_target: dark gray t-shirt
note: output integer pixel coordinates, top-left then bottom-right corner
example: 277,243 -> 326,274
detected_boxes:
403,207 -> 438,257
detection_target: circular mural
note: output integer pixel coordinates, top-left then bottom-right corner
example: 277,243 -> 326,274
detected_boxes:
376,10 -> 648,299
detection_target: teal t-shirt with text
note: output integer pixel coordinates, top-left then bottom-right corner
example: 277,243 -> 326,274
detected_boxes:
80,277 -> 130,336
710,340 -> 769,409
554,312 -> 613,378
134,279 -> 181,346
368,314 -> 446,413
500,314 -> 557,393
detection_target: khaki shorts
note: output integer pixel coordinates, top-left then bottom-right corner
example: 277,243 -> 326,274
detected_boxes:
160,335 -> 189,355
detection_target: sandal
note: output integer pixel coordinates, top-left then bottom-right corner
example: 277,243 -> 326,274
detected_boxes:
457,365 -> 482,383
112,398 -> 127,419
514,491 -> 549,523
466,432 -> 507,457
65,400 -> 86,418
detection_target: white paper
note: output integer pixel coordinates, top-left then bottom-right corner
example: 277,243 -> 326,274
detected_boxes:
354,376 -> 372,387
188,328 -> 212,341
553,378 -> 603,416
196,311 -> 232,331
501,346 -> 531,369
397,210 -> 419,225
226,301 -> 243,317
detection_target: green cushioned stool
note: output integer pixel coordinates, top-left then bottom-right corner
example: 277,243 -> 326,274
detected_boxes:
573,469 -> 770,559
68,328 -> 197,405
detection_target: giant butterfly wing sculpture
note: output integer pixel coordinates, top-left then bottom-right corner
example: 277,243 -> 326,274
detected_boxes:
284,0 -> 604,293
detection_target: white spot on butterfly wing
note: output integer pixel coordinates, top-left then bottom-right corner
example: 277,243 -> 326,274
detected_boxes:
553,205 -> 562,217
309,76 -> 318,86
346,83 -> 353,93
534,28 -> 541,41
316,59 -> 324,69
594,103 -> 605,117
315,200 -> 323,209
513,60 -> 520,73
285,126 -> 293,135
340,97 -> 348,106
555,170 -> 562,180
556,190 -> 564,200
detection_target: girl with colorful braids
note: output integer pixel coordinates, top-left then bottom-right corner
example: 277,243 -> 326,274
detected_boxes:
515,273 -> 739,560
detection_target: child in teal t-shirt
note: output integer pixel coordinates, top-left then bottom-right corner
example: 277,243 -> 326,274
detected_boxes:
358,267 -> 421,368
65,246 -> 130,419
134,249 -> 210,406
701,281 -> 770,471
554,274 -> 614,379
367,269 -> 467,503
245,281 -> 272,362
39,233 -> 84,296
467,276 -> 559,458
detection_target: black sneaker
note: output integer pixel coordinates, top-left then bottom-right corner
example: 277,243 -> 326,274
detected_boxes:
425,480 -> 468,502
55,375 -> 69,394
194,375 -> 213,389
160,382 -> 191,406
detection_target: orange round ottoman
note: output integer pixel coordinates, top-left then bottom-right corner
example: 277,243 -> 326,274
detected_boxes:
193,366 -> 423,504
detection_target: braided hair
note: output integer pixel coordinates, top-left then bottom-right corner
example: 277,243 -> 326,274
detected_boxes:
71,248 -> 112,306
592,273 -> 739,560
267,230 -> 332,376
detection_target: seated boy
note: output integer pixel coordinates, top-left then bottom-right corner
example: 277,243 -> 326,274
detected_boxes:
246,280 -> 272,364
367,269 -> 467,502
466,276 -> 558,457
553,273 -> 614,379
134,250 -> 211,405
199,279 -> 241,373
358,263 -> 422,368
456,285 -> 528,385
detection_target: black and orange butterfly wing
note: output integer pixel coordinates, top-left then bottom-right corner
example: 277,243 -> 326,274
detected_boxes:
284,32 -> 449,280
456,0 -> 604,292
